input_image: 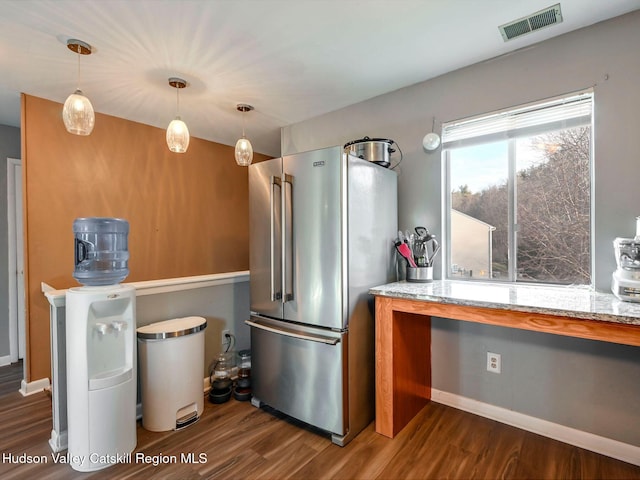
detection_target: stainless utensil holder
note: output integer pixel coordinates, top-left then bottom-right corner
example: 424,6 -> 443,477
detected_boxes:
406,266 -> 433,283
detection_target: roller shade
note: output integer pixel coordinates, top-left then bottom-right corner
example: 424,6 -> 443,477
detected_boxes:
442,91 -> 593,150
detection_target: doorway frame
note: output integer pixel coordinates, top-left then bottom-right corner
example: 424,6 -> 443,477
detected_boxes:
7,157 -> 25,367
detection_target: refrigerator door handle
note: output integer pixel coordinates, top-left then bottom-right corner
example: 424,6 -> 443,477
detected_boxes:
270,176 -> 282,301
246,319 -> 339,345
282,173 -> 294,302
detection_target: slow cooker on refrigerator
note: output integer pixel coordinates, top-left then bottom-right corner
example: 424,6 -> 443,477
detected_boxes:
343,136 -> 400,168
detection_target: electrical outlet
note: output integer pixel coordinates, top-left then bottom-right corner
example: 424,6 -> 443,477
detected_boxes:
221,329 -> 230,347
487,352 -> 501,374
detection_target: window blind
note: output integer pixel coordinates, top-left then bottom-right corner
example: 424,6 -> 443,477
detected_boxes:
442,91 -> 593,150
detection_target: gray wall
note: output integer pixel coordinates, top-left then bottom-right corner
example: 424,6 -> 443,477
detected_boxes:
0,124 -> 21,360
135,281 -> 251,375
282,12 -> 640,446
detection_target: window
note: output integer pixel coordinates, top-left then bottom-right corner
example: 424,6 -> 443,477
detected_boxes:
443,91 -> 593,285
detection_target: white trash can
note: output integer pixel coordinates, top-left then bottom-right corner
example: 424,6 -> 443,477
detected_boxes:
137,316 -> 207,432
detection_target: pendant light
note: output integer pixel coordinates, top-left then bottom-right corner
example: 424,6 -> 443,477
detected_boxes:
422,117 -> 441,151
235,104 -> 254,166
166,77 -> 190,153
62,39 -> 95,136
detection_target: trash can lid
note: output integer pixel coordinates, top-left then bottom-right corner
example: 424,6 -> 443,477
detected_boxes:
136,316 -> 207,340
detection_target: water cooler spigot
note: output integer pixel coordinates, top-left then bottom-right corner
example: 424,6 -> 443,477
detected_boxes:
112,320 -> 127,331
95,323 -> 110,335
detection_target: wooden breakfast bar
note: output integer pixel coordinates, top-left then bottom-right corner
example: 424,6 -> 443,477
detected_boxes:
370,280 -> 640,439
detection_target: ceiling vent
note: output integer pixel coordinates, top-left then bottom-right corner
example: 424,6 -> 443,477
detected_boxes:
499,4 -> 563,41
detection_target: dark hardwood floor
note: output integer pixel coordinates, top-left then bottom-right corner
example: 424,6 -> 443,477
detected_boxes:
0,361 -> 638,479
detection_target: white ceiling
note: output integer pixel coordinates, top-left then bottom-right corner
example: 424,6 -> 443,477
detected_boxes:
1,1 -> 638,156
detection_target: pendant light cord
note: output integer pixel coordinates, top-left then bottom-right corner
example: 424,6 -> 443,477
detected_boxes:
76,52 -> 81,91
176,86 -> 180,116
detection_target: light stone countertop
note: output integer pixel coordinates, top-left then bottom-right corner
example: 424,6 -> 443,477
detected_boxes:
369,280 -> 640,326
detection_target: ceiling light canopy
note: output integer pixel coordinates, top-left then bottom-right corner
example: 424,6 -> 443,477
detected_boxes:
235,104 -> 254,166
166,77 -> 190,153
62,39 -> 95,136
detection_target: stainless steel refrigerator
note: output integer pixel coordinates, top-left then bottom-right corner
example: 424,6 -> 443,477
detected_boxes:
247,145 -> 397,446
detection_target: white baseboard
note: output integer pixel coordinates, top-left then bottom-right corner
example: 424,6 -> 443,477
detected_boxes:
48,428 -> 67,453
0,355 -> 11,367
431,389 -> 640,467
19,377 -> 50,396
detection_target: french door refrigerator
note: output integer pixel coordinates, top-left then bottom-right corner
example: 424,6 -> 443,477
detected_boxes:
247,145 -> 397,446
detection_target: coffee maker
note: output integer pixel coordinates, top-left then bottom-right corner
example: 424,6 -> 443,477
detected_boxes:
611,216 -> 640,302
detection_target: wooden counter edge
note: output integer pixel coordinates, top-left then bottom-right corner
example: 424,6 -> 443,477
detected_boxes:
381,296 -> 640,347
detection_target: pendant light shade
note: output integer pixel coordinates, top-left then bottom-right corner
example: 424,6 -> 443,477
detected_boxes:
422,132 -> 441,151
235,104 -> 254,166
166,116 -> 190,153
235,137 -> 253,166
422,117 -> 441,151
63,39 -> 95,136
63,89 -> 95,135
166,78 -> 190,153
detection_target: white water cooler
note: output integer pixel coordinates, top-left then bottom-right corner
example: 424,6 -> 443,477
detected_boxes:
65,218 -> 136,471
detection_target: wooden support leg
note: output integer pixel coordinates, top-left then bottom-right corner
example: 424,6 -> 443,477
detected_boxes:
375,296 -> 431,437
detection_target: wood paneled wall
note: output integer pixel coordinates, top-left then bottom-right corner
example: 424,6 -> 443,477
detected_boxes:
21,94 -> 269,382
